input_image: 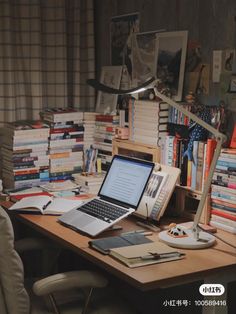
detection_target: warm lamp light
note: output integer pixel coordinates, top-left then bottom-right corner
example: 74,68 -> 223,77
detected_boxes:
87,77 -> 227,249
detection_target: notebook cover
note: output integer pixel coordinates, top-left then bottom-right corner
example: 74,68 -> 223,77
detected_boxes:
89,233 -> 152,255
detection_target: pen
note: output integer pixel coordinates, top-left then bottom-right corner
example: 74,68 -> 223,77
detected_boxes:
121,230 -> 153,236
43,200 -> 52,210
141,252 -> 185,260
121,230 -> 145,235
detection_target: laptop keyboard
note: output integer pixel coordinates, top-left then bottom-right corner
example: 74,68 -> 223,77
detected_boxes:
77,199 -> 129,223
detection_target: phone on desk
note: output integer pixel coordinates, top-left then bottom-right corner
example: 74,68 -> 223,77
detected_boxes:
134,163 -> 181,221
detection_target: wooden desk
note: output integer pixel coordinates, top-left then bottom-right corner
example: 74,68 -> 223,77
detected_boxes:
4,204 -> 235,292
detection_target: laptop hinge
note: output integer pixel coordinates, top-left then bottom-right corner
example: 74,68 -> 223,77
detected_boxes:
99,196 -> 130,209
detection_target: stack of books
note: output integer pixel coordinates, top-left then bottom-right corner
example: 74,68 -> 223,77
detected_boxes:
210,148 -> 236,234
83,112 -> 97,150
72,173 -> 105,195
40,109 -> 84,181
93,114 -> 119,172
1,120 -> 50,189
129,100 -> 169,146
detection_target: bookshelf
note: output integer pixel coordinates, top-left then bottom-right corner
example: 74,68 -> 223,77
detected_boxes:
173,185 -> 211,224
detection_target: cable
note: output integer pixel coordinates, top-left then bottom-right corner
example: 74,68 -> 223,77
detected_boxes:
197,224 -> 236,250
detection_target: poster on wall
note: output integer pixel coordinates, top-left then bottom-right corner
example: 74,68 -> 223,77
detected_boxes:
110,12 -> 140,83
131,30 -> 161,87
156,31 -> 188,101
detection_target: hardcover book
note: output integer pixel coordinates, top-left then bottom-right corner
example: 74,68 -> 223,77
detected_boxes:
89,233 -> 152,255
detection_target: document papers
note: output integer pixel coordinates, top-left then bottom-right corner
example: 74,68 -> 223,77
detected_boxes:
9,195 -> 83,215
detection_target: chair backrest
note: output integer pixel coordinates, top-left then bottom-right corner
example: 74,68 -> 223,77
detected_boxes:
0,206 -> 30,314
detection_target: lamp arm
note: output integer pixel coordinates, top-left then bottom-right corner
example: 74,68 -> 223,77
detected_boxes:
87,77 -> 156,95
191,136 -> 224,234
153,87 -> 227,238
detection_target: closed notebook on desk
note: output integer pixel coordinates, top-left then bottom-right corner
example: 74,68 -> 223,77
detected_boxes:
89,233 -> 152,254
109,242 -> 185,268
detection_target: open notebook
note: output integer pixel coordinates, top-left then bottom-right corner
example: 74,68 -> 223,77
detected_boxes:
9,195 -> 83,215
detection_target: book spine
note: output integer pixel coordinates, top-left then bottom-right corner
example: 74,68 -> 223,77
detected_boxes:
191,141 -> 198,190
165,136 -> 175,166
211,180 -> 236,189
211,209 -> 236,221
211,184 -> 236,195
209,220 -> 236,234
187,160 -> 192,187
230,124 -> 236,148
217,159 -> 236,168
216,165 -> 236,172
50,127 -> 84,134
180,140 -> 188,186
211,198 -> 236,209
211,214 -> 236,227
211,193 -> 236,204
196,141 -> 205,190
204,139 -> 217,182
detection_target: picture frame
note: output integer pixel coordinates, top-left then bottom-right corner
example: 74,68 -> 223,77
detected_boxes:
95,66 -> 123,114
156,31 -> 188,101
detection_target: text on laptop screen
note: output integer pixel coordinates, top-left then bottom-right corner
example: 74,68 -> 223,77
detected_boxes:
99,156 -> 153,208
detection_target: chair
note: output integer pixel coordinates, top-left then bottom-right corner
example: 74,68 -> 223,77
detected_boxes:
0,206 -> 135,314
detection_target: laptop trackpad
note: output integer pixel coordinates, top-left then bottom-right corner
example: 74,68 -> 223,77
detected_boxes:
75,215 -> 96,227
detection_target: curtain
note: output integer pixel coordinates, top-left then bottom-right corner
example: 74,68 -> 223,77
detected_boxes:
0,0 -> 95,127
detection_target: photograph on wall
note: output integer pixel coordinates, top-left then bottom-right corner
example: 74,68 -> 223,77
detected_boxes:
222,49 -> 236,74
131,31 -> 160,87
110,12 -> 140,83
95,66 -> 123,114
156,31 -> 188,101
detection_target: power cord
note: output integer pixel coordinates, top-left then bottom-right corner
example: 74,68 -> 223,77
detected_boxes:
197,224 -> 236,250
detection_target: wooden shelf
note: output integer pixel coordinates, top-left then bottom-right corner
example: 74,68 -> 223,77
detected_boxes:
174,185 -> 211,224
112,139 -> 160,163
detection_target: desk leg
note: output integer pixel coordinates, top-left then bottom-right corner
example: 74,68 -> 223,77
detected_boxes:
202,272 -> 236,314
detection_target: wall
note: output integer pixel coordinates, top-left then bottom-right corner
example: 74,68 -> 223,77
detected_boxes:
94,0 -> 236,130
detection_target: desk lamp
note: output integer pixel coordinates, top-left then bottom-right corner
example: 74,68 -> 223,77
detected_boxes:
87,77 -> 227,249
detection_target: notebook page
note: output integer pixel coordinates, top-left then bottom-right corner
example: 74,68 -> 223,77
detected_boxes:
44,198 -> 83,214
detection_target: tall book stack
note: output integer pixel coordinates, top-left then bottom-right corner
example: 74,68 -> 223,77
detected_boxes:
129,100 -> 169,146
210,148 -> 236,234
72,173 -> 105,195
83,112 -> 97,150
40,109 -> 84,181
1,120 -> 50,189
94,114 -> 119,172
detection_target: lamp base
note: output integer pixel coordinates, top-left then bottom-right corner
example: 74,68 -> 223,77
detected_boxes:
159,225 -> 216,249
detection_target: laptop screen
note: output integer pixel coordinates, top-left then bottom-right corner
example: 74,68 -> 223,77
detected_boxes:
98,155 -> 154,209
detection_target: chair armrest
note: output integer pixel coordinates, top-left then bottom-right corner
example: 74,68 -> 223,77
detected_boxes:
33,271 -> 108,296
15,237 -> 59,253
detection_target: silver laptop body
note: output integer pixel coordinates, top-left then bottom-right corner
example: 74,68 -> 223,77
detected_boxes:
59,155 -> 154,237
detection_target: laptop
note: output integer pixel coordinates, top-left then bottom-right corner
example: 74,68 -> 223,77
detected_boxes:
59,155 -> 154,237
